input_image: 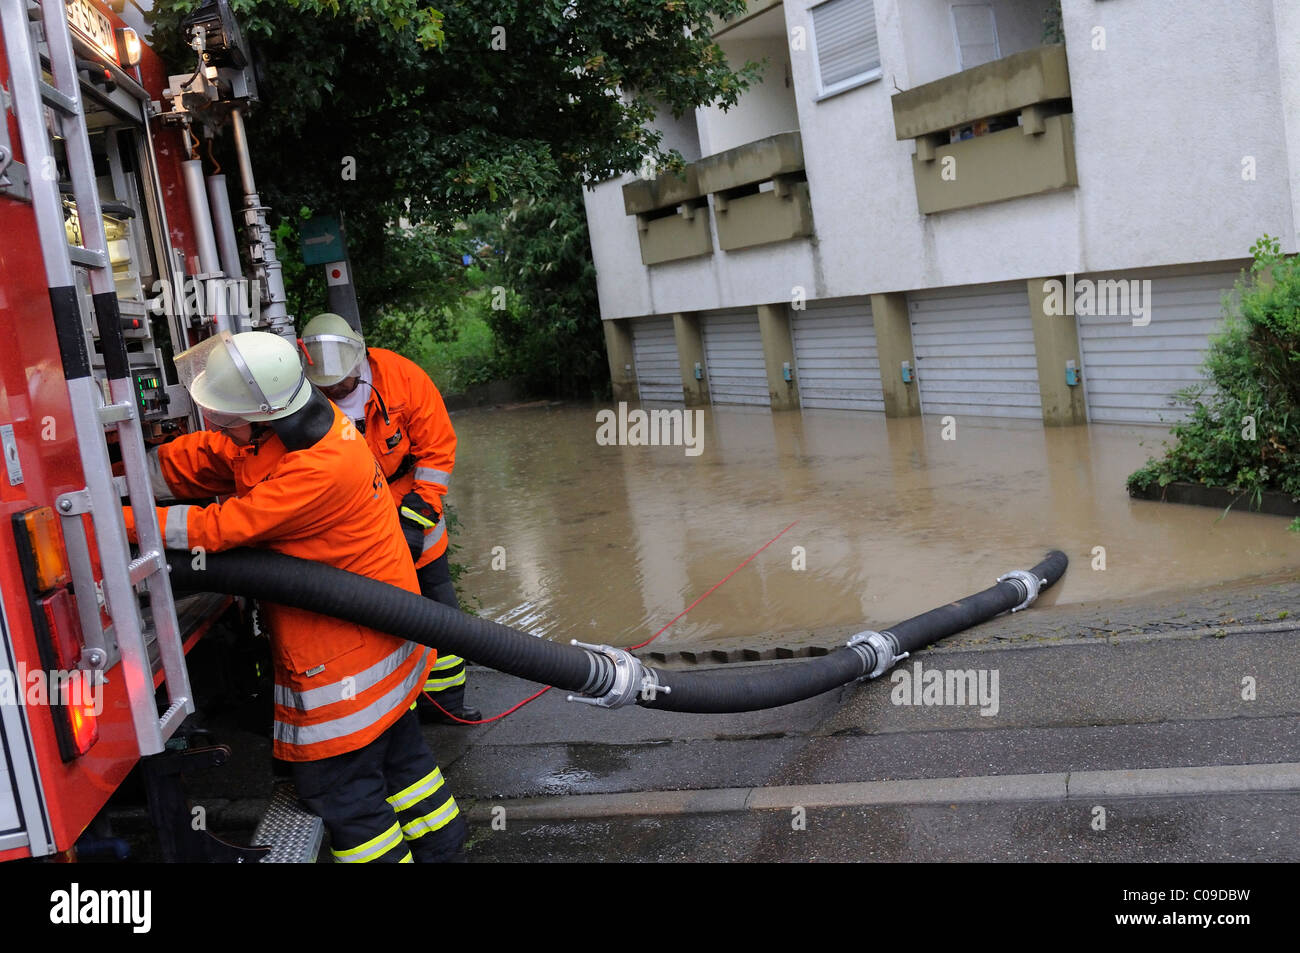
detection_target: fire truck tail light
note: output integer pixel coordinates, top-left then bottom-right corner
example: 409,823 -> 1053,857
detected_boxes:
67,692 -> 100,756
118,27 -> 142,68
40,589 -> 85,670
18,507 -> 71,591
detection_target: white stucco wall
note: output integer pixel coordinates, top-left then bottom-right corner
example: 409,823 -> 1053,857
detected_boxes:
696,34 -> 801,156
649,100 -> 703,163
583,0 -> 1299,322
1271,0 -> 1300,252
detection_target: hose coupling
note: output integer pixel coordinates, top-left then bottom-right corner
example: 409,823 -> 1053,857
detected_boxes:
997,569 -> 1048,612
565,640 -> 668,708
846,629 -> 906,680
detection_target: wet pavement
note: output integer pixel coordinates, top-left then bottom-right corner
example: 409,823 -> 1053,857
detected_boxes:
446,624 -> 1300,862
459,795 -> 1300,863
448,403 -> 1300,653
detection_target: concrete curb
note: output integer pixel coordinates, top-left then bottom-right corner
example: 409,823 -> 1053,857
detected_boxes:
464,621 -> 1300,675
464,762 -> 1300,822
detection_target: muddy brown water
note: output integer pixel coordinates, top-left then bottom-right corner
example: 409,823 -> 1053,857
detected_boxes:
445,403 -> 1300,651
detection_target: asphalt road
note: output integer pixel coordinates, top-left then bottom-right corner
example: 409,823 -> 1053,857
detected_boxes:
100,619 -> 1300,863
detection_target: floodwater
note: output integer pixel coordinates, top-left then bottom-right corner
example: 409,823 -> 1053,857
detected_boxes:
446,403 -> 1300,651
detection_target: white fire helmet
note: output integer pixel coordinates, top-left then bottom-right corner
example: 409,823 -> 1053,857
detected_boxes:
174,330 -> 311,424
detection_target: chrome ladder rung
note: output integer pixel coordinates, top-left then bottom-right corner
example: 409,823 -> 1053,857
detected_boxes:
128,550 -> 164,586
158,698 -> 189,738
96,400 -> 134,425
37,80 -> 77,115
68,245 -> 108,268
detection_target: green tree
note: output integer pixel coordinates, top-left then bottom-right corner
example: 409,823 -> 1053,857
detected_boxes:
149,0 -> 757,324
483,185 -> 606,399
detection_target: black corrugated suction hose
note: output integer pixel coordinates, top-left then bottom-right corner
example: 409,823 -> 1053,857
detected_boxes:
165,548 -> 1066,713
167,549 -> 613,695
639,550 -> 1068,713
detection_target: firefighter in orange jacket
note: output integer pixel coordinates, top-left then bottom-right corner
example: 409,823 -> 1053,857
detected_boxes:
300,313 -> 478,724
125,331 -> 466,862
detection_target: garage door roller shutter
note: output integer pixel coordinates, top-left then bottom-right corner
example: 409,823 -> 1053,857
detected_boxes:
910,282 -> 1041,420
1078,270 -> 1243,424
702,309 -> 769,406
792,298 -> 883,412
631,316 -> 684,403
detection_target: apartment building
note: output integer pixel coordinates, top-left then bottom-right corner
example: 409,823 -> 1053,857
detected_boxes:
586,0 -> 1300,425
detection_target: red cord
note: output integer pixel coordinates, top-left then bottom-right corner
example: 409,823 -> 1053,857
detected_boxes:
424,520 -> 799,725
422,686 -> 548,725
627,519 -> 799,651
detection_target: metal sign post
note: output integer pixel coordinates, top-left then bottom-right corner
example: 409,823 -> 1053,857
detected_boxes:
301,213 -> 363,332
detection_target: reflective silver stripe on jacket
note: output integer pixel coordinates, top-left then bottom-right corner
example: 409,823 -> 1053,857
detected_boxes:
273,641 -> 421,712
273,646 -> 430,747
163,505 -> 191,550
413,467 -> 451,488
420,519 -> 447,555
147,449 -> 177,502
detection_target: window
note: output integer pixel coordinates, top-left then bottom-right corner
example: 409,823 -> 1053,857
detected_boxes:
950,3 -> 1000,71
810,0 -> 881,99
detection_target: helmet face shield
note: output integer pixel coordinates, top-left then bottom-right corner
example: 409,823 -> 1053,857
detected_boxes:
175,330 -> 310,422
201,408 -> 248,432
300,313 -> 365,386
173,332 -> 228,396
301,333 -> 364,386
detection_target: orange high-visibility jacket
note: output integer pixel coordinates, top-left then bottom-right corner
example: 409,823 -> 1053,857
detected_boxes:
356,348 -> 457,569
125,403 -> 433,762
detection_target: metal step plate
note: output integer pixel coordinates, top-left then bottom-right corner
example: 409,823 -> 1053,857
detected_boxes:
251,783 -> 323,864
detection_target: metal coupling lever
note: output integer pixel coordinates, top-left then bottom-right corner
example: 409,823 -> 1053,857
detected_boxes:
565,639 -> 668,709
997,569 -> 1049,612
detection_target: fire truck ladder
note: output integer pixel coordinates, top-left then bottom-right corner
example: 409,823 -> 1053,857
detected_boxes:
1,0 -> 193,755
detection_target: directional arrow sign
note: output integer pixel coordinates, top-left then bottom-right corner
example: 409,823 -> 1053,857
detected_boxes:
301,215 -> 346,266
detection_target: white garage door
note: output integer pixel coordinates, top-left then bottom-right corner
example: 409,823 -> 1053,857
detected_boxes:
631,316 -> 683,403
702,309 -> 768,406
791,298 -> 883,412
1078,269 -> 1244,424
909,282 -> 1041,419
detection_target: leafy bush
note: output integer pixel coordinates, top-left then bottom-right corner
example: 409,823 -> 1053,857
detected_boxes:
1127,236 -> 1300,524
366,293 -> 498,395
478,186 -> 610,400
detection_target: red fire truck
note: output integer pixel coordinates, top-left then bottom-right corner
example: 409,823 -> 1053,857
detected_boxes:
1,0 -> 309,862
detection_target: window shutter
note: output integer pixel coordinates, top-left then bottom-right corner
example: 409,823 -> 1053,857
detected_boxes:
812,0 -> 880,91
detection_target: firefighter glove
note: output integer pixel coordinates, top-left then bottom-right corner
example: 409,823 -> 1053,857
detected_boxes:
399,492 -> 441,561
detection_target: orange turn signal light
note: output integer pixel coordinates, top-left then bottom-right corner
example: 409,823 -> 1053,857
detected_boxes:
20,507 -> 70,592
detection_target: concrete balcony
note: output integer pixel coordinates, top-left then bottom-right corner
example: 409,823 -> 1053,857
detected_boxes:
695,131 -> 813,251
622,166 -> 713,266
891,45 -> 1077,214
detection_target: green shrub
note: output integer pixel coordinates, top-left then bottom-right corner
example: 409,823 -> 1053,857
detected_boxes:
1127,236 -> 1300,526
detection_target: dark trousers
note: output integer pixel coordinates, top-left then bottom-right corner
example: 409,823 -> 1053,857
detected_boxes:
416,554 -> 468,711
292,709 -> 467,863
